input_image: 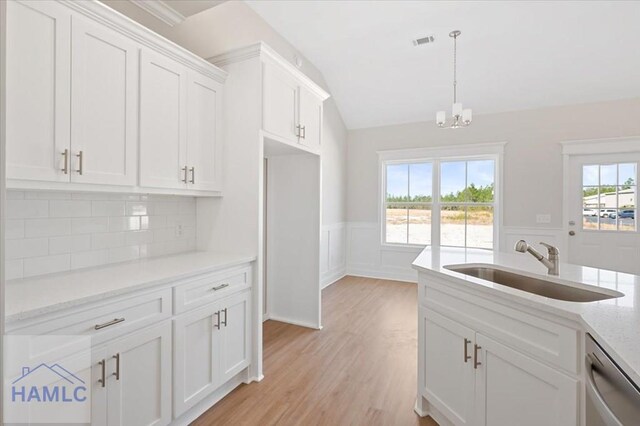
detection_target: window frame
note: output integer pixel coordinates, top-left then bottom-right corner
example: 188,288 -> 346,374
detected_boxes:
378,143 -> 505,251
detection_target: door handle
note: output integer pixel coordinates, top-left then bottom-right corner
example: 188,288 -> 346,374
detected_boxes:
94,318 -> 125,330
212,283 -> 229,291
474,344 -> 482,369
222,308 -> 228,327
61,149 -> 69,174
300,125 -> 306,139
295,124 -> 301,138
569,230 -> 576,236
189,167 -> 195,184
181,166 -> 188,183
112,353 -> 120,380
464,338 -> 471,363
76,151 -> 83,175
214,311 -> 221,329
98,359 -> 106,388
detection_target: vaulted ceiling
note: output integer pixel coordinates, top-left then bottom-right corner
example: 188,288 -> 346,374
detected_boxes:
246,1 -> 640,129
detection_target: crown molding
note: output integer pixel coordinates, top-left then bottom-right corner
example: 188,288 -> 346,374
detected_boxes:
60,0 -> 227,83
130,0 -> 185,27
208,42 -> 330,101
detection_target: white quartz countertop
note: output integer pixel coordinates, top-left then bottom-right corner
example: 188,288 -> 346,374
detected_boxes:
412,247 -> 640,384
5,251 -> 256,323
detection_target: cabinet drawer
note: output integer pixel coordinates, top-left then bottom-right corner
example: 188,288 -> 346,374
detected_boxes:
173,266 -> 251,314
9,288 -> 172,346
422,279 -> 579,374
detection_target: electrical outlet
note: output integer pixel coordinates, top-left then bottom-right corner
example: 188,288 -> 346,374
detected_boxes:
536,214 -> 551,224
175,224 -> 183,237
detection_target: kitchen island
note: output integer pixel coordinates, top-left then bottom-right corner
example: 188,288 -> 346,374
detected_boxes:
412,246 -> 640,426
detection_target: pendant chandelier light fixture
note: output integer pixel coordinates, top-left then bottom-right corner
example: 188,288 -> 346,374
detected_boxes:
436,30 -> 472,129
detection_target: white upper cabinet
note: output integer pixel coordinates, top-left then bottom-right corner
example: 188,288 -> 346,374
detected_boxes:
259,53 -> 329,153
6,0 -> 226,195
263,62 -> 299,142
298,86 -> 323,151
186,71 -> 223,192
71,17 -> 139,186
139,50 -> 188,190
6,0 -> 71,182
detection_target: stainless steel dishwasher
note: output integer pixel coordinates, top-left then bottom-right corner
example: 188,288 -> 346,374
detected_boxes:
585,333 -> 640,426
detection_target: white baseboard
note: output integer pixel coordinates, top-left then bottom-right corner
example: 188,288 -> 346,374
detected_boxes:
321,268 -> 346,289
267,314 -> 322,330
347,265 -> 417,283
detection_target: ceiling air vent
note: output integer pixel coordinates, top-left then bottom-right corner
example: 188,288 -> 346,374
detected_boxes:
413,35 -> 435,46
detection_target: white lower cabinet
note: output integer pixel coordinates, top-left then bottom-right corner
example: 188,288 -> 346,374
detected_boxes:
420,307 -> 578,426
89,321 -> 172,426
474,333 -> 578,426
173,290 -> 251,417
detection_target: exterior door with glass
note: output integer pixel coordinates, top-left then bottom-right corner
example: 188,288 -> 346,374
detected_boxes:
567,153 -> 639,274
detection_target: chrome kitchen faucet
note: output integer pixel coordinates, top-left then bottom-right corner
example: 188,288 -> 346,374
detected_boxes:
514,240 -> 560,276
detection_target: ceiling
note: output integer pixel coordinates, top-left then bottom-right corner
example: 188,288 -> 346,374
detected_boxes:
246,1 -> 640,129
160,0 -> 225,18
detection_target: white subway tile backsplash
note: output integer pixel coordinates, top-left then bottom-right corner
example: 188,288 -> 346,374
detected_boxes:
91,201 -> 125,217
5,191 -> 197,279
49,235 -> 92,254
109,216 -> 141,232
7,200 -> 48,219
125,201 -> 150,216
24,254 -> 71,277
6,259 -> 24,280
6,238 -> 49,260
91,232 -> 126,249
71,250 -> 108,269
72,217 -> 109,234
25,218 -> 72,237
50,200 -> 92,217
5,220 -> 25,239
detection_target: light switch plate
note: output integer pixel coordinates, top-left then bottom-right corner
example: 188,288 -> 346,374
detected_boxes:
536,214 -> 551,224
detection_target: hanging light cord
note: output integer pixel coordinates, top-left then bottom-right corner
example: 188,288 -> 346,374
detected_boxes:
452,33 -> 457,105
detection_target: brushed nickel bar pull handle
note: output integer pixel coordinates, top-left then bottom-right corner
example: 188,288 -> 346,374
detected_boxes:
212,283 -> 229,291
474,344 -> 482,369
464,338 -> 471,363
189,167 -> 195,184
112,353 -> 120,380
94,317 -> 125,330
301,125 -> 306,139
295,124 -> 301,138
76,151 -> 83,175
214,311 -> 221,329
222,308 -> 228,327
181,166 -> 188,183
98,359 -> 106,388
61,149 -> 69,174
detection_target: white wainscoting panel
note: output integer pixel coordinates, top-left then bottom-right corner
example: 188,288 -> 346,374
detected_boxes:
321,222 -> 347,288
346,222 -> 419,283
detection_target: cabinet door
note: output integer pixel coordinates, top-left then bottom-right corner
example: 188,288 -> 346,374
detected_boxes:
173,304 -> 221,417
6,0 -> 71,182
90,347 -> 109,426
420,308 -> 475,426
298,87 -> 323,151
140,49 -> 188,189
187,71 -> 223,192
106,321 -> 172,426
474,333 -> 578,426
263,62 -> 299,142
71,17 -> 139,186
219,291 -> 251,382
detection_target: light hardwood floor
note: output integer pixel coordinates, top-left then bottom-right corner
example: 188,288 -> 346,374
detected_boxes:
193,276 -> 438,426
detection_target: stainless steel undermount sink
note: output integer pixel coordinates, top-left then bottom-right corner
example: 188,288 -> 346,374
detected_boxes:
444,265 -> 624,302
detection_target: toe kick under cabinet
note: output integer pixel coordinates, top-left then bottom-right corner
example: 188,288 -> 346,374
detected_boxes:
417,272 -> 581,426
6,263 -> 253,426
